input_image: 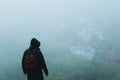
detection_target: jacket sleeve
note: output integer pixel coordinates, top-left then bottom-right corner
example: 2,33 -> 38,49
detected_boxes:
22,50 -> 27,74
39,51 -> 49,76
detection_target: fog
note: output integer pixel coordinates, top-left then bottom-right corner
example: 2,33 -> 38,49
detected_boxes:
0,0 -> 120,80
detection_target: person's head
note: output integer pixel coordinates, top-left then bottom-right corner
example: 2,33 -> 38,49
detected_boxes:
30,38 -> 40,48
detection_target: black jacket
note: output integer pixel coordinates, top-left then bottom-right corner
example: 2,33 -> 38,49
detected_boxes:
22,46 -> 48,75
22,46 -> 48,80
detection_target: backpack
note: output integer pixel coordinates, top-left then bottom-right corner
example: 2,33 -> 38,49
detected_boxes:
23,49 -> 36,71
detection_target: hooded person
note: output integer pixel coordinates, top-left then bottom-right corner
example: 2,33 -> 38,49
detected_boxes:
22,38 -> 48,80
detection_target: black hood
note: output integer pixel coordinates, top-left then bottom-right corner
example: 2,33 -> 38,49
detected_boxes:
30,38 -> 40,48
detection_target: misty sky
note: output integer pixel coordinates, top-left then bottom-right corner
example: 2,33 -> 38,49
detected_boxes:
0,0 -> 120,54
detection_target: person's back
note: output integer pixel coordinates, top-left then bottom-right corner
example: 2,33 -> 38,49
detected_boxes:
22,38 -> 48,80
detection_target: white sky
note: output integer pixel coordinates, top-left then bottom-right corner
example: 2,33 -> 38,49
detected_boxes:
0,0 -> 120,48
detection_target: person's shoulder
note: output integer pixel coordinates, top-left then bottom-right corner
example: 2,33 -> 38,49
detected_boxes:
24,48 -> 29,53
37,49 -> 43,56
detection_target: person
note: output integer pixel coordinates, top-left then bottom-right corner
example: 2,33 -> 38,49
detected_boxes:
22,38 -> 48,80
